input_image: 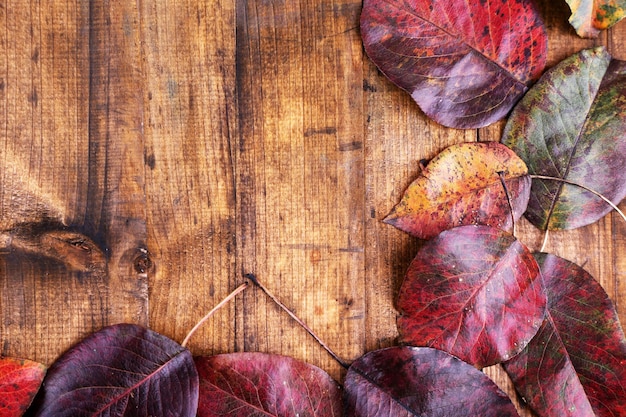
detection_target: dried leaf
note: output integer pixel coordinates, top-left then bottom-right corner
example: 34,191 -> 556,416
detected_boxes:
384,142 -> 530,240
195,352 -> 342,417
565,0 -> 626,38
396,225 -> 545,368
502,47 -> 626,230
360,0 -> 547,128
504,253 -> 626,417
29,323 -> 198,417
344,346 -> 519,417
0,357 -> 46,416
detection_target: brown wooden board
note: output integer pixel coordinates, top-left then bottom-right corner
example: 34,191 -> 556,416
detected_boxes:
0,1 -> 624,416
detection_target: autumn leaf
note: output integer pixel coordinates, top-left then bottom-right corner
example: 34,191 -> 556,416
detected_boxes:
396,225 -> 545,368
0,357 -> 46,417
565,0 -> 626,38
502,47 -> 626,231
195,352 -> 342,417
344,346 -> 520,417
503,253 -> 626,417
28,323 -> 198,417
384,142 -> 530,240
360,0 -> 547,128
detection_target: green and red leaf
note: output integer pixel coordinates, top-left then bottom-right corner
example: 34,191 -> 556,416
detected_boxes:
565,0 -> 626,38
504,253 -> 626,417
344,347 -> 520,417
502,47 -> 626,230
396,226 -> 545,368
384,142 -> 530,240
0,357 -> 46,417
360,0 -> 547,128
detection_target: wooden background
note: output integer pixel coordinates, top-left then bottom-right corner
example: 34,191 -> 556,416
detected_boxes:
0,1 -> 624,415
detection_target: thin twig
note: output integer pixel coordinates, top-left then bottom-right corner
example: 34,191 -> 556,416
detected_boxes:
530,174 -> 626,224
540,228 -> 549,253
245,273 -> 350,369
529,174 -> 626,253
181,282 -> 249,348
497,171 -> 516,237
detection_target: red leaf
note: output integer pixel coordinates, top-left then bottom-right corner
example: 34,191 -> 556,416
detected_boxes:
28,323 -> 199,417
195,352 -> 342,417
396,226 -> 545,368
504,253 -> 626,417
360,0 -> 547,128
384,142 -> 530,240
0,357 -> 45,417
344,346 -> 519,417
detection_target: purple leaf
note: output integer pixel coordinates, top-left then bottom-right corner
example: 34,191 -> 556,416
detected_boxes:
29,323 -> 198,417
195,352 -> 342,417
360,0 -> 547,128
344,346 -> 519,417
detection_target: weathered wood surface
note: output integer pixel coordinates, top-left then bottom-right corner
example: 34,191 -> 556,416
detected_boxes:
0,1 -> 624,415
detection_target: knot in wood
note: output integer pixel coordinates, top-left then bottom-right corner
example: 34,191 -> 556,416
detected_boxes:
133,249 -> 153,274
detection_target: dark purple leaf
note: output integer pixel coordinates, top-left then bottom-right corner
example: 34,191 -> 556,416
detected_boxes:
195,352 -> 342,417
360,0 -> 547,128
504,253 -> 626,417
396,225 -> 546,368
29,323 -> 198,417
344,346 -> 519,417
502,47 -> 626,230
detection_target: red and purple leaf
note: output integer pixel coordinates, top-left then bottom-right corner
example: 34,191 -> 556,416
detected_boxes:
396,225 -> 545,368
360,0 -> 547,128
384,142 -> 530,240
502,47 -> 626,230
503,253 -> 626,417
0,357 -> 45,416
28,323 -> 198,417
344,346 -> 519,417
195,352 -> 342,417
565,0 -> 626,38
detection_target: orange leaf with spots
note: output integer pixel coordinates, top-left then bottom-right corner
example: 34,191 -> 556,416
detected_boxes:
384,142 -> 530,240
566,0 -> 626,38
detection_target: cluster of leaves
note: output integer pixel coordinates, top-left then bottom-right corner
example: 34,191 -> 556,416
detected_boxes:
0,321 -> 537,417
360,0 -> 626,415
3,0 -> 626,416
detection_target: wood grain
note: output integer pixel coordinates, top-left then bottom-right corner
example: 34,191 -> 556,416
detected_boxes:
141,0 -> 238,354
236,0 -> 366,378
0,1 -> 624,416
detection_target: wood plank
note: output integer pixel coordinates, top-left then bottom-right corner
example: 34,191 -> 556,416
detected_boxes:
141,0 -> 238,353
0,0 -> 149,365
606,1 -> 626,325
0,1 -> 101,364
88,0 -> 149,325
236,0 -> 366,380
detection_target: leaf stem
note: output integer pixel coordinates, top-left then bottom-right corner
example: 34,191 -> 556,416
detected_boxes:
497,171 -> 516,237
540,228 -> 549,253
529,174 -> 626,224
245,273 -> 350,369
181,282 -> 249,348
